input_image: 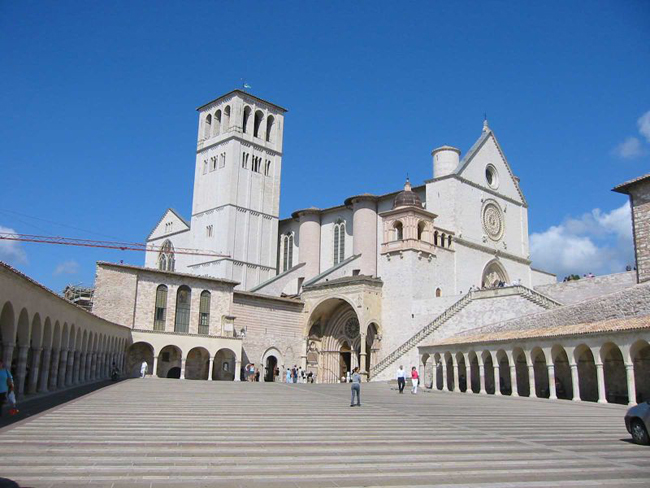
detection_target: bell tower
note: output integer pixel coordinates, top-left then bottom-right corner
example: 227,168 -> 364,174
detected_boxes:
190,90 -> 287,289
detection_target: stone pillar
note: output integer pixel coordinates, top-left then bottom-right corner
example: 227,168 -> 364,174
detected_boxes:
509,365 -> 518,397
295,208 -> 321,281
479,363 -> 486,394
79,353 -> 86,382
1,342 -> 15,366
465,363 -> 471,393
57,350 -> 69,389
65,350 -> 75,386
547,364 -> 557,400
49,349 -> 60,390
16,345 -> 30,397
528,365 -> 537,398
350,195 -> 378,276
38,348 -> 51,393
26,348 -> 42,395
90,352 -> 97,380
86,353 -> 93,381
152,356 -> 159,378
180,358 -> 186,379
625,364 -> 637,406
359,334 -> 368,377
570,363 -> 581,401
596,362 -> 607,404
441,363 -> 448,391
452,361 -> 460,393
73,351 -> 81,384
208,357 -> 214,380
235,360 -> 242,381
494,367 -> 501,396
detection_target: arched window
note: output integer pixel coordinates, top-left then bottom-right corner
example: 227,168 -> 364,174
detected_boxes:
153,285 -> 168,331
174,286 -> 191,333
417,221 -> 426,240
282,233 -> 294,272
203,114 -> 212,139
333,219 -> 345,265
434,231 -> 438,246
243,106 -> 252,134
447,235 -> 452,247
214,110 -> 221,136
393,221 -> 403,241
254,110 -> 264,138
266,115 -> 275,142
440,233 -> 446,248
223,105 -> 231,132
435,288 -> 442,297
198,291 -> 210,335
265,160 -> 271,176
158,240 -> 175,271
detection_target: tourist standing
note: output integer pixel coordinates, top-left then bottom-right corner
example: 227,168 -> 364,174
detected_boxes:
411,366 -> 419,394
350,367 -> 361,407
396,365 -> 406,393
140,360 -> 148,378
286,368 -> 292,383
0,359 -> 14,417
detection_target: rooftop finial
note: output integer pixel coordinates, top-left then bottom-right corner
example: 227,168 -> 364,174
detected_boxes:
483,113 -> 489,132
404,177 -> 412,191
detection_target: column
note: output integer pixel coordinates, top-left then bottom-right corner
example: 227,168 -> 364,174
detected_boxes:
49,349 -> 60,390
78,353 -> 86,382
509,364 -> 518,397
26,348 -> 42,395
441,363 -> 448,391
207,356 -> 214,380
479,363 -> 486,394
547,364 -> 557,400
494,366 -> 501,396
73,351 -> 81,384
152,356 -> 159,378
625,364 -> 637,406
2,342 -> 15,367
65,350 -> 75,386
528,364 -> 537,398
465,363 -> 471,393
359,334 -> 368,379
16,345 -> 30,397
85,353 -> 92,381
180,357 -> 186,379
57,350 -> 69,389
90,352 -> 97,380
570,363 -> 581,401
595,362 -> 607,404
452,361 -> 460,393
235,360 -> 242,381
38,348 -> 51,393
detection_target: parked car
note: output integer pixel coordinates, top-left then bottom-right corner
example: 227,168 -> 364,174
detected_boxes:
624,401 -> 650,445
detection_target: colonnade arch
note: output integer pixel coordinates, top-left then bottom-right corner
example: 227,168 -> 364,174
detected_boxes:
420,333 -> 649,406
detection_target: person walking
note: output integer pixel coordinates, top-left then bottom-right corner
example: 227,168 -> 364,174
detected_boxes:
0,359 -> 14,417
411,366 -> 419,394
140,360 -> 148,378
350,367 -> 361,407
396,365 -> 406,393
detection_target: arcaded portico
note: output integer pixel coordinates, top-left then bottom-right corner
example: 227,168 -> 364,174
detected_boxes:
419,315 -> 650,406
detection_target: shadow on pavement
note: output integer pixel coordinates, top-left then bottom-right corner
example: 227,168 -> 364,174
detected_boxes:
0,379 -> 127,430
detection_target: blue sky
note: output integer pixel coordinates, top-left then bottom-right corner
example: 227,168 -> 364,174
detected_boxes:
1,1 -> 649,291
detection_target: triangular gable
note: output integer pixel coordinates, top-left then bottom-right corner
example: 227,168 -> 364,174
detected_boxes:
455,129 -> 527,206
147,208 -> 191,241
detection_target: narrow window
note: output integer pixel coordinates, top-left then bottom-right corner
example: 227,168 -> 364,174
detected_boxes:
210,156 -> 217,171
266,115 -> 275,142
219,152 -> 226,168
206,225 -> 213,237
435,288 -> 442,297
418,221 -> 426,240
440,233 -> 446,248
159,240 -> 175,271
242,153 -> 248,169
282,235 -> 289,272
214,110 -> 221,136
174,286 -> 191,333
434,231 -> 438,246
447,235 -> 452,247
223,105 -> 231,131
288,234 -> 294,268
203,114 -> 212,139
333,220 -> 345,265
265,160 -> 271,176
153,285 -> 168,331
254,110 -> 264,138
394,221 -> 403,241
198,290 -> 210,335
243,106 -> 252,133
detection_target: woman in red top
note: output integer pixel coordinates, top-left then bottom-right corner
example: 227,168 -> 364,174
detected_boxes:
411,366 -> 419,394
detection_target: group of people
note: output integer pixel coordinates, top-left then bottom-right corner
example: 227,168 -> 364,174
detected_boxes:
285,365 -> 314,383
396,365 -> 420,394
346,365 -> 420,408
244,363 -> 261,382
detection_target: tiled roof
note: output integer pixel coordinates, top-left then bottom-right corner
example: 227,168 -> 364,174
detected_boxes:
612,173 -> 650,194
424,314 -> 650,347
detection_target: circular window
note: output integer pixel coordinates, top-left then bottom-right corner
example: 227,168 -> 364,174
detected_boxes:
344,318 -> 360,339
482,200 -> 505,241
485,164 -> 499,189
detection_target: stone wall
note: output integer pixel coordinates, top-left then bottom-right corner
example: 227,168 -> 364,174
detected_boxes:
534,271 -> 636,305
630,182 -> 650,283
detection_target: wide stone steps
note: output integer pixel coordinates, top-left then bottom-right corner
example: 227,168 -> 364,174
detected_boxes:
1,379 -> 647,488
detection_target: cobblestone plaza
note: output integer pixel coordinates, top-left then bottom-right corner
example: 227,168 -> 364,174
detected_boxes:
1,380 -> 648,488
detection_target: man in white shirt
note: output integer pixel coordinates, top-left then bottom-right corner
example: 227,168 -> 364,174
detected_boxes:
396,365 -> 406,394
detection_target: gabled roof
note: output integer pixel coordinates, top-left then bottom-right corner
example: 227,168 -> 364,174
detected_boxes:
454,129 -> 527,206
197,89 -> 287,113
612,173 -> 650,194
146,208 -> 190,241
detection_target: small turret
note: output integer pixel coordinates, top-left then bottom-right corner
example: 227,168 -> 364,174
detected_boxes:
432,146 -> 461,179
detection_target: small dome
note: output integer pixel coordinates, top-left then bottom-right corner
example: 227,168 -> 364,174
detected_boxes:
393,179 -> 423,209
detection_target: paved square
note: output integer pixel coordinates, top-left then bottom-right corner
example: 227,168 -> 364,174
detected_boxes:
1,380 -> 648,488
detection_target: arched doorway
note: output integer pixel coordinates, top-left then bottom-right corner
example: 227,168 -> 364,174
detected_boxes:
531,348 -> 550,398
631,340 -> 650,403
157,345 -> 182,379
551,345 -> 572,400
496,350 -> 510,395
213,348 -> 236,381
444,353 -> 454,391
513,347 -> 529,396
481,259 -> 509,288
574,345 -> 598,402
265,355 -> 277,382
340,341 -> 351,381
125,342 -> 154,378
185,347 -> 210,380
434,353 -> 443,390
601,342 -> 627,404
468,352 -> 480,393
482,351 -> 495,394
456,353 -> 467,392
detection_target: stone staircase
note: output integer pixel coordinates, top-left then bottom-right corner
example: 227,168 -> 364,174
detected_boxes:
370,286 -> 562,379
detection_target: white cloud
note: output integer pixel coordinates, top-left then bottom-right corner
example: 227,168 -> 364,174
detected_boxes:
53,259 -> 80,276
0,225 -> 28,265
530,202 -> 634,279
638,110 -> 650,143
613,136 -> 644,159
